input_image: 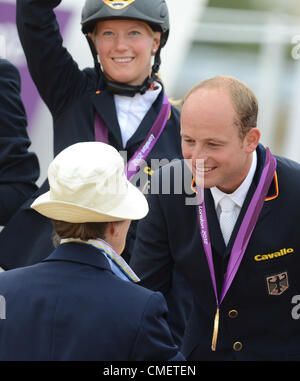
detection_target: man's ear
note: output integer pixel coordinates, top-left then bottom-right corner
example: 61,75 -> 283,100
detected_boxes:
244,127 -> 260,153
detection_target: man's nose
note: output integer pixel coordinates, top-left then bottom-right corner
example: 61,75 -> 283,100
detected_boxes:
192,147 -> 208,163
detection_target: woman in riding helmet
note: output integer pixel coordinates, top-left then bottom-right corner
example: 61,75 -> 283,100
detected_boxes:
0,0 -> 191,345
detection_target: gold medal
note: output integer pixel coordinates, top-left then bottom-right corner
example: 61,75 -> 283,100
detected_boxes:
211,307 -> 220,351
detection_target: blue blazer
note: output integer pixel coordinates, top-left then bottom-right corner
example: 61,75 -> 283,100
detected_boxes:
0,59 -> 39,225
0,242 -> 184,361
131,144 -> 300,360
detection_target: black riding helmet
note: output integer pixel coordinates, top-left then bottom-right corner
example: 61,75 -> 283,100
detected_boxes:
81,0 -> 170,96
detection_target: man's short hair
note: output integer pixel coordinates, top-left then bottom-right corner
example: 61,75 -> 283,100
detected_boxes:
183,75 -> 258,139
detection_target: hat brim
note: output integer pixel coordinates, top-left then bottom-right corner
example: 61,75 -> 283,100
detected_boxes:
31,181 -> 149,223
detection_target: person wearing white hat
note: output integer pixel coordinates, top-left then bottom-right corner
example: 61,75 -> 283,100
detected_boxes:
0,142 -> 184,361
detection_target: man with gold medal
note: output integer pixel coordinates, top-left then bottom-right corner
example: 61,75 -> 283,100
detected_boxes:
131,75 -> 300,360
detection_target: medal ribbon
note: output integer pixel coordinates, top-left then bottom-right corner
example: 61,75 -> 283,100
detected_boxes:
94,93 -> 171,181
196,148 -> 277,351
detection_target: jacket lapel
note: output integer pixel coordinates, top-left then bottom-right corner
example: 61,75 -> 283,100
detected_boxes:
225,144 -> 277,256
90,89 -> 123,148
205,188 -> 226,256
242,144 -> 277,226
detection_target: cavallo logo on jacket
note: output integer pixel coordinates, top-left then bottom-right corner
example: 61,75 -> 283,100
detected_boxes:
254,248 -> 294,262
266,272 -> 289,296
102,0 -> 136,10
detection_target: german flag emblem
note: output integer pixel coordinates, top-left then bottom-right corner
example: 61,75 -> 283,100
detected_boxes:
102,0 -> 136,10
266,272 -> 289,296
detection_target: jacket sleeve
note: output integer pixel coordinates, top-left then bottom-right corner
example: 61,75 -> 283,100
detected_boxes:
16,0 -> 89,118
0,59 -> 39,225
130,174 -> 173,295
130,167 -> 193,347
130,292 -> 185,361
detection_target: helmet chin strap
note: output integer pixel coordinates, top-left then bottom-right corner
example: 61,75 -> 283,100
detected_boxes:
86,36 -> 161,97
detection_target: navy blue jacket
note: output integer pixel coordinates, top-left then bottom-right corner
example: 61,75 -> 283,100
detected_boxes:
130,144 -> 300,360
0,242 -> 184,361
0,59 -> 39,225
0,0 -> 182,268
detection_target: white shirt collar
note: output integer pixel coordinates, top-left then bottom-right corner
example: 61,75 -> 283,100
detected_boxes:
210,150 -> 257,210
114,82 -> 162,148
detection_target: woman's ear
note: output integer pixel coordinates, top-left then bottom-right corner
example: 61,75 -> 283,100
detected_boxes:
88,32 -> 96,44
152,32 -> 161,54
107,222 -> 119,237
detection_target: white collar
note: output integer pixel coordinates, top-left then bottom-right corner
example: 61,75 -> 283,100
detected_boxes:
114,82 -> 162,148
210,150 -> 257,209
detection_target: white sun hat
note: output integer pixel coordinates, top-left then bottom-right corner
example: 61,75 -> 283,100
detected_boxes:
31,142 -> 149,222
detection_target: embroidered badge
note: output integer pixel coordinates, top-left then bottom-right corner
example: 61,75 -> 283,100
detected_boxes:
102,0 -> 136,10
266,272 -> 289,296
254,248 -> 294,262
